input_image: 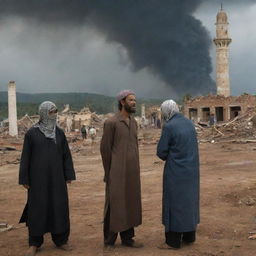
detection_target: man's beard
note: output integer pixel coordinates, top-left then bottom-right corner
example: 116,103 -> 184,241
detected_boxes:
124,103 -> 136,113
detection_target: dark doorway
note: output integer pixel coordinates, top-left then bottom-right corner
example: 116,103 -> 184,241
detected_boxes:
189,108 -> 198,122
215,107 -> 224,122
230,106 -> 241,119
202,107 -> 210,122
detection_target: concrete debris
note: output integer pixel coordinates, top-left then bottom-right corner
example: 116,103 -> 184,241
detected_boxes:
0,223 -> 13,233
6,158 -> 20,165
0,223 -> 8,228
197,108 -> 256,143
185,94 -> 256,123
1,102 -> 255,146
61,104 -> 70,114
0,147 -> 17,151
1,105 -> 107,136
17,114 -> 38,134
239,197 -> 256,206
66,134 -> 80,143
91,113 -> 102,123
248,234 -> 256,240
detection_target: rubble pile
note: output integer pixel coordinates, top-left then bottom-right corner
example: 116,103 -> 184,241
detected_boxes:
90,113 -> 105,128
197,107 -> 256,143
0,137 -> 23,166
17,115 -> 38,135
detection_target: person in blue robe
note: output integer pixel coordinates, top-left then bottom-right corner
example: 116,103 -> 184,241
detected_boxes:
157,99 -> 200,249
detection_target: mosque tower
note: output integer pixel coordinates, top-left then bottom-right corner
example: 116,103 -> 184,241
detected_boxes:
213,5 -> 232,97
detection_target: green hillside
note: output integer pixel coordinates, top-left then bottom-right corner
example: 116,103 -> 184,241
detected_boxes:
0,92 -> 163,120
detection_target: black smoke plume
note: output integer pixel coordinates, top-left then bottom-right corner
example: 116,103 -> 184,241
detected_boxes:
0,0 -> 251,95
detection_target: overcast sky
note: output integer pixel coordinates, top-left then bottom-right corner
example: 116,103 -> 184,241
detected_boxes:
195,1 -> 256,96
0,1 -> 255,98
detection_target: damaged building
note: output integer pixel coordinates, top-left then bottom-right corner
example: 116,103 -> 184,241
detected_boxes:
184,94 -> 256,123
58,107 -> 104,132
184,7 -> 256,124
146,105 -> 161,128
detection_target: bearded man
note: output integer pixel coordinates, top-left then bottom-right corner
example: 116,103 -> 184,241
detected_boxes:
100,90 -> 143,248
19,101 -> 76,256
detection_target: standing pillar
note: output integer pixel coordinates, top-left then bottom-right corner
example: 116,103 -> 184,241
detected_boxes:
210,106 -> 216,116
197,108 -> 203,123
227,107 -> 231,120
141,104 -> 146,119
8,81 -> 18,136
141,104 -> 146,128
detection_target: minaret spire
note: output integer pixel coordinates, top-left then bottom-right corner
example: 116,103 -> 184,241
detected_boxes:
213,8 -> 232,97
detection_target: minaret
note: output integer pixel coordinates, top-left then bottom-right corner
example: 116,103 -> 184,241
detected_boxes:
8,81 -> 18,136
213,5 -> 232,97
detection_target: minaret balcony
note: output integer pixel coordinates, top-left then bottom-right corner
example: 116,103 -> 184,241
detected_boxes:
213,38 -> 232,47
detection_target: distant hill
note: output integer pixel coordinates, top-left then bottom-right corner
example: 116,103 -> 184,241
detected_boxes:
0,92 -> 163,119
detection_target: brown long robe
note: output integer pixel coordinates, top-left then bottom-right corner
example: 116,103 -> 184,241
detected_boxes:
100,112 -> 142,233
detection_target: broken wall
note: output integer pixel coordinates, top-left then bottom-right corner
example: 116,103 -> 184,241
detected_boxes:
184,94 -> 256,123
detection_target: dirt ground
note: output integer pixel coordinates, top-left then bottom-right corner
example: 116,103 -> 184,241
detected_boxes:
1,131 -> 256,256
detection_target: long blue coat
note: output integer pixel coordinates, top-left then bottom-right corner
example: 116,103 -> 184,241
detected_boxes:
157,113 -> 200,232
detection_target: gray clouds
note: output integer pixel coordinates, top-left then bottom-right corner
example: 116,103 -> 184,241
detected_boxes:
195,1 -> 256,95
0,0 -> 255,97
0,17 -> 173,98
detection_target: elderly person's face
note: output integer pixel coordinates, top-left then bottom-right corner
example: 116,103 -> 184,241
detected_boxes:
122,94 -> 136,113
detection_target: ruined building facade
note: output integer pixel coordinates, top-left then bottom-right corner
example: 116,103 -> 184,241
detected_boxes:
184,94 -> 256,123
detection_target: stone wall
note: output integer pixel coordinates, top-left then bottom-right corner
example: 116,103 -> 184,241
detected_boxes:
184,94 -> 256,123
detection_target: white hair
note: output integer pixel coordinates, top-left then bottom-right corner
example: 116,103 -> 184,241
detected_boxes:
161,99 -> 179,122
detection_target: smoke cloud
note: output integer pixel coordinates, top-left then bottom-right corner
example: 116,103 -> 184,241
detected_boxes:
0,0 -> 254,96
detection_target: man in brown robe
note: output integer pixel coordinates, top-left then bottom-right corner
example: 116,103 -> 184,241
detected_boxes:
100,90 -> 143,248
